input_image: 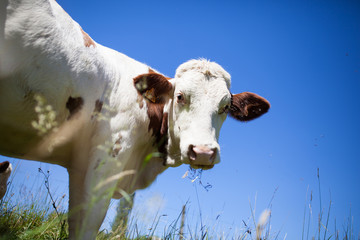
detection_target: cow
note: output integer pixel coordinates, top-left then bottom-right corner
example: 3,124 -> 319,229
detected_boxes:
0,161 -> 12,199
0,0 -> 270,239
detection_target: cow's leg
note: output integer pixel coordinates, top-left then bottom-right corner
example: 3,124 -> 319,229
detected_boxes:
68,167 -> 87,240
68,147 -> 125,240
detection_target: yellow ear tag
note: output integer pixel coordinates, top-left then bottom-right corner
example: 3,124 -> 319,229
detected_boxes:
144,88 -> 156,103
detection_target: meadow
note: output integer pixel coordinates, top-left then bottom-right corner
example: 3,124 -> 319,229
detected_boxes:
0,165 -> 357,240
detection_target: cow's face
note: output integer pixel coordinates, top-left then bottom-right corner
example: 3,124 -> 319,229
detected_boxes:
134,60 -> 270,170
165,61 -> 232,169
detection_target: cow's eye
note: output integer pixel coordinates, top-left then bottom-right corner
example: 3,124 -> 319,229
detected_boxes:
219,105 -> 230,114
176,93 -> 185,104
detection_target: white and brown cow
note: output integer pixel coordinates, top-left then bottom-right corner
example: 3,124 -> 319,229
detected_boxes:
0,0 -> 270,239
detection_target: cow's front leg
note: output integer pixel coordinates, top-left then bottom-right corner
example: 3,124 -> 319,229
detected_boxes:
68,147 -> 126,240
68,166 -> 87,240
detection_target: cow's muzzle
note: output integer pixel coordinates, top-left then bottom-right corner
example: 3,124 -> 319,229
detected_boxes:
188,145 -> 217,169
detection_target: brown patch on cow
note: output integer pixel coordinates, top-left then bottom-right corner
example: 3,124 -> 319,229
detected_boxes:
133,72 -> 172,159
91,99 -> 103,119
159,112 -> 168,154
94,100 -> 103,113
229,92 -> 270,121
66,96 -> 84,120
80,27 -> 96,48
148,68 -> 172,80
112,136 -> 122,157
147,104 -> 169,157
0,161 -> 9,173
204,70 -> 212,77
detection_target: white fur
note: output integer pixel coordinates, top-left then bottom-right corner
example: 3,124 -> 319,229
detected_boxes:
0,1 -> 232,239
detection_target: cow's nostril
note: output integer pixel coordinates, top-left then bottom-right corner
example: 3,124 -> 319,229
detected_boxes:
188,145 -> 197,161
209,148 -> 217,162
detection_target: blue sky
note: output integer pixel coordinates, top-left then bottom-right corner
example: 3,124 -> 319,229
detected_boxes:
2,0 -> 360,238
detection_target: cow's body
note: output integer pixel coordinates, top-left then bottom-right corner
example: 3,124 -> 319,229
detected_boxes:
0,0 -> 270,239
0,0 -> 164,191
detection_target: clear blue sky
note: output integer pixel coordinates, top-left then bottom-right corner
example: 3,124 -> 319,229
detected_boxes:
2,0 -> 360,238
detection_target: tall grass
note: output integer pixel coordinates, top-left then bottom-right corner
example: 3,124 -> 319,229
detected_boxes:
1,167 -> 275,240
1,166 -> 358,239
301,168 -> 358,240
0,166 -> 68,240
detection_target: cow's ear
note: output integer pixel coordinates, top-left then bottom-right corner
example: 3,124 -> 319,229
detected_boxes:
134,73 -> 173,104
229,92 -> 270,121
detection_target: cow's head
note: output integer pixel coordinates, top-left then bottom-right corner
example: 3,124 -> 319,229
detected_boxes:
134,59 -> 270,170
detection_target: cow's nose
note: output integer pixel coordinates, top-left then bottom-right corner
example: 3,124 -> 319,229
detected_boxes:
188,145 -> 217,165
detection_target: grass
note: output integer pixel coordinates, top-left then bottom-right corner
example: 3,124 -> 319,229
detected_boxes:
301,168 -> 358,240
0,166 -> 68,240
0,167 -> 274,240
0,187 -> 68,240
0,166 -> 358,240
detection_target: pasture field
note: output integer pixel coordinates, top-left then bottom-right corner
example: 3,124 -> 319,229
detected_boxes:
0,180 -> 264,240
0,166 -> 357,240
